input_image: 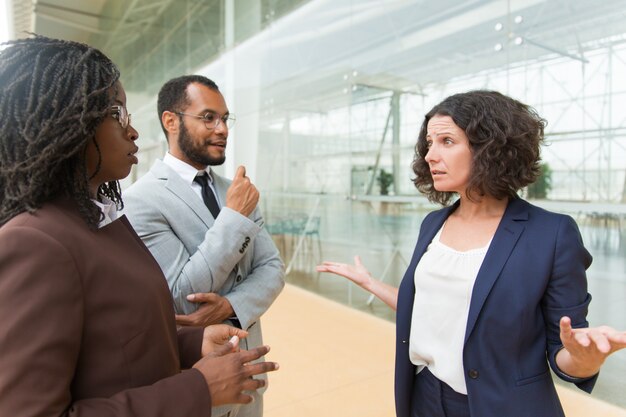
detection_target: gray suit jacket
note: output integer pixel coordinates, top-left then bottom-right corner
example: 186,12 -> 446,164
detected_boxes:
123,158 -> 284,352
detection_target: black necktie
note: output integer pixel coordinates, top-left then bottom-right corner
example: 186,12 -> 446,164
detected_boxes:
193,174 -> 221,218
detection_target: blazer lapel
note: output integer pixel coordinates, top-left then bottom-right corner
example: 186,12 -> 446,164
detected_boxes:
397,202 -> 458,333
150,160 -> 215,229
464,198 -> 528,343
209,168 -> 229,208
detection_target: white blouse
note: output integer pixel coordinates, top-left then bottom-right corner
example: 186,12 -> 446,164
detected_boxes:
409,224 -> 490,394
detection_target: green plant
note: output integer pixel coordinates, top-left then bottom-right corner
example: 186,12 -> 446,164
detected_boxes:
377,169 -> 394,195
527,163 -> 552,199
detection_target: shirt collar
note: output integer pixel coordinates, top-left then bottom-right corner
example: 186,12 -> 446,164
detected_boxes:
92,194 -> 118,228
163,152 -> 214,185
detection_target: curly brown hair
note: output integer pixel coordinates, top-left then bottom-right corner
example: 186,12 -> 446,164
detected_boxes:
412,90 -> 546,205
0,35 -> 122,228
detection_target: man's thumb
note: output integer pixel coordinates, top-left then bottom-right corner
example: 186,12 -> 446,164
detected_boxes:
235,165 -> 246,178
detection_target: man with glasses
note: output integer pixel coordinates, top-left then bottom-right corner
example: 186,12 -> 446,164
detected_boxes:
123,75 -> 285,417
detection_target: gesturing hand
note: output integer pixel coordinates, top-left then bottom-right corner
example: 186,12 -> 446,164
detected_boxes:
201,324 -> 248,357
176,292 -> 234,327
226,166 -> 259,217
316,255 -> 374,290
193,343 -> 279,406
557,316 -> 626,378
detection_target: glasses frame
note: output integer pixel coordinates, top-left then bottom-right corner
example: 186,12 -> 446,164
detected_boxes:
175,111 -> 236,130
111,105 -> 131,129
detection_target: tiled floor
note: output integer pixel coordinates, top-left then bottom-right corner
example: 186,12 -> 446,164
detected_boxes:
263,284 -> 626,417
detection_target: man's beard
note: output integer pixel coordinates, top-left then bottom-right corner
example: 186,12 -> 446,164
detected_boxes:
179,119 -> 226,166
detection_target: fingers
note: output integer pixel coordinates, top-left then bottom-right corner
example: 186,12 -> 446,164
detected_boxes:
233,378 -> 267,404
562,318 -> 624,353
233,328 -> 249,338
226,325 -> 248,339
175,314 -> 192,326
228,335 -> 240,350
239,345 -> 270,363
317,261 -> 345,269
245,360 -> 280,377
587,331 -> 611,353
316,262 -> 338,272
210,339 -> 238,357
235,393 -> 255,405
606,331 -> 626,346
205,324 -> 248,339
241,377 -> 266,392
561,317 -> 591,348
573,331 -> 591,347
235,346 -> 279,378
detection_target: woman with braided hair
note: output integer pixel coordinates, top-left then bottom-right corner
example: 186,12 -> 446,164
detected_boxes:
0,36 -> 277,417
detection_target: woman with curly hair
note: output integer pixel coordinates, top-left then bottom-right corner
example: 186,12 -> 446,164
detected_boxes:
318,90 -> 625,417
0,36 -> 277,417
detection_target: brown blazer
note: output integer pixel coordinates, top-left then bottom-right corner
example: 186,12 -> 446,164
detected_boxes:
0,198 -> 211,417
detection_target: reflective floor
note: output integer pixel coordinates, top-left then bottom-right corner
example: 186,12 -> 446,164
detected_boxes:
266,197 -> 626,409
263,284 -> 626,417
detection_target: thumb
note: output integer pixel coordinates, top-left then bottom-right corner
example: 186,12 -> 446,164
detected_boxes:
209,336 -> 239,358
560,316 -> 572,338
235,165 -> 246,179
187,292 -> 215,303
354,255 -> 363,267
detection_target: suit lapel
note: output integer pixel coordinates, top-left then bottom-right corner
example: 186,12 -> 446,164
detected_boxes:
150,160 -> 215,228
208,168 -> 229,207
464,198 -> 528,343
397,202 -> 458,334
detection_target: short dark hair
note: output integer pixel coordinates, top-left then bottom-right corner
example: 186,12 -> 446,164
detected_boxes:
0,35 -> 121,228
157,75 -> 219,139
412,90 -> 546,205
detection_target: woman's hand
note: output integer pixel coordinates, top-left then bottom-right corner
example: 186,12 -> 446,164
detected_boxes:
317,256 -> 399,310
316,256 -> 374,290
201,324 -> 248,357
556,316 -> 626,378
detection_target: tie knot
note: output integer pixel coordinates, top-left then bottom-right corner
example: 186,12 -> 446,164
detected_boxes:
194,174 -> 209,187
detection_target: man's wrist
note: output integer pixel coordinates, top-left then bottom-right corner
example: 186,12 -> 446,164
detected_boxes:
221,297 -> 237,326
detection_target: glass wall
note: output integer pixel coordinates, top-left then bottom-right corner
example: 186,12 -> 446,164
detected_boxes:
27,0 -> 619,407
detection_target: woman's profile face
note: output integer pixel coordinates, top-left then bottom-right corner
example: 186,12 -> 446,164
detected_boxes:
424,114 -> 472,195
85,82 -> 139,196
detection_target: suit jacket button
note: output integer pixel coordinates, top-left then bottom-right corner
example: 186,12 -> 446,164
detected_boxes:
236,275 -> 243,283
468,369 -> 479,379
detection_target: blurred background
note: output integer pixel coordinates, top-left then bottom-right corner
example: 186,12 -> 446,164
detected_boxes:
3,0 -> 625,409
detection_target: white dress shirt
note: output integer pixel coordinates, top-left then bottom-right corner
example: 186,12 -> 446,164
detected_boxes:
162,152 -> 222,207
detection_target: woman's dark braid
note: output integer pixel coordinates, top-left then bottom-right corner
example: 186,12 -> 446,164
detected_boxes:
0,35 -> 122,228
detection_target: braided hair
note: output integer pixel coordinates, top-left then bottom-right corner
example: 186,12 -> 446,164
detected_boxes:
0,35 -> 123,228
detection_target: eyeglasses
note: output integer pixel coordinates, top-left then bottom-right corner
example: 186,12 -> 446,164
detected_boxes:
175,111 -> 236,130
111,105 -> 131,129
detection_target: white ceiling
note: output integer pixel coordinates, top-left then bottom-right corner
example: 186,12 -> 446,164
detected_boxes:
10,0 -> 626,111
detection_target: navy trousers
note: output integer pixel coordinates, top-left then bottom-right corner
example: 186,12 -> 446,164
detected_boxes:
411,368 -> 471,417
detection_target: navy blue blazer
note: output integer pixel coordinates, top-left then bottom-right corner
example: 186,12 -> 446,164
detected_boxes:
395,198 -> 597,417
